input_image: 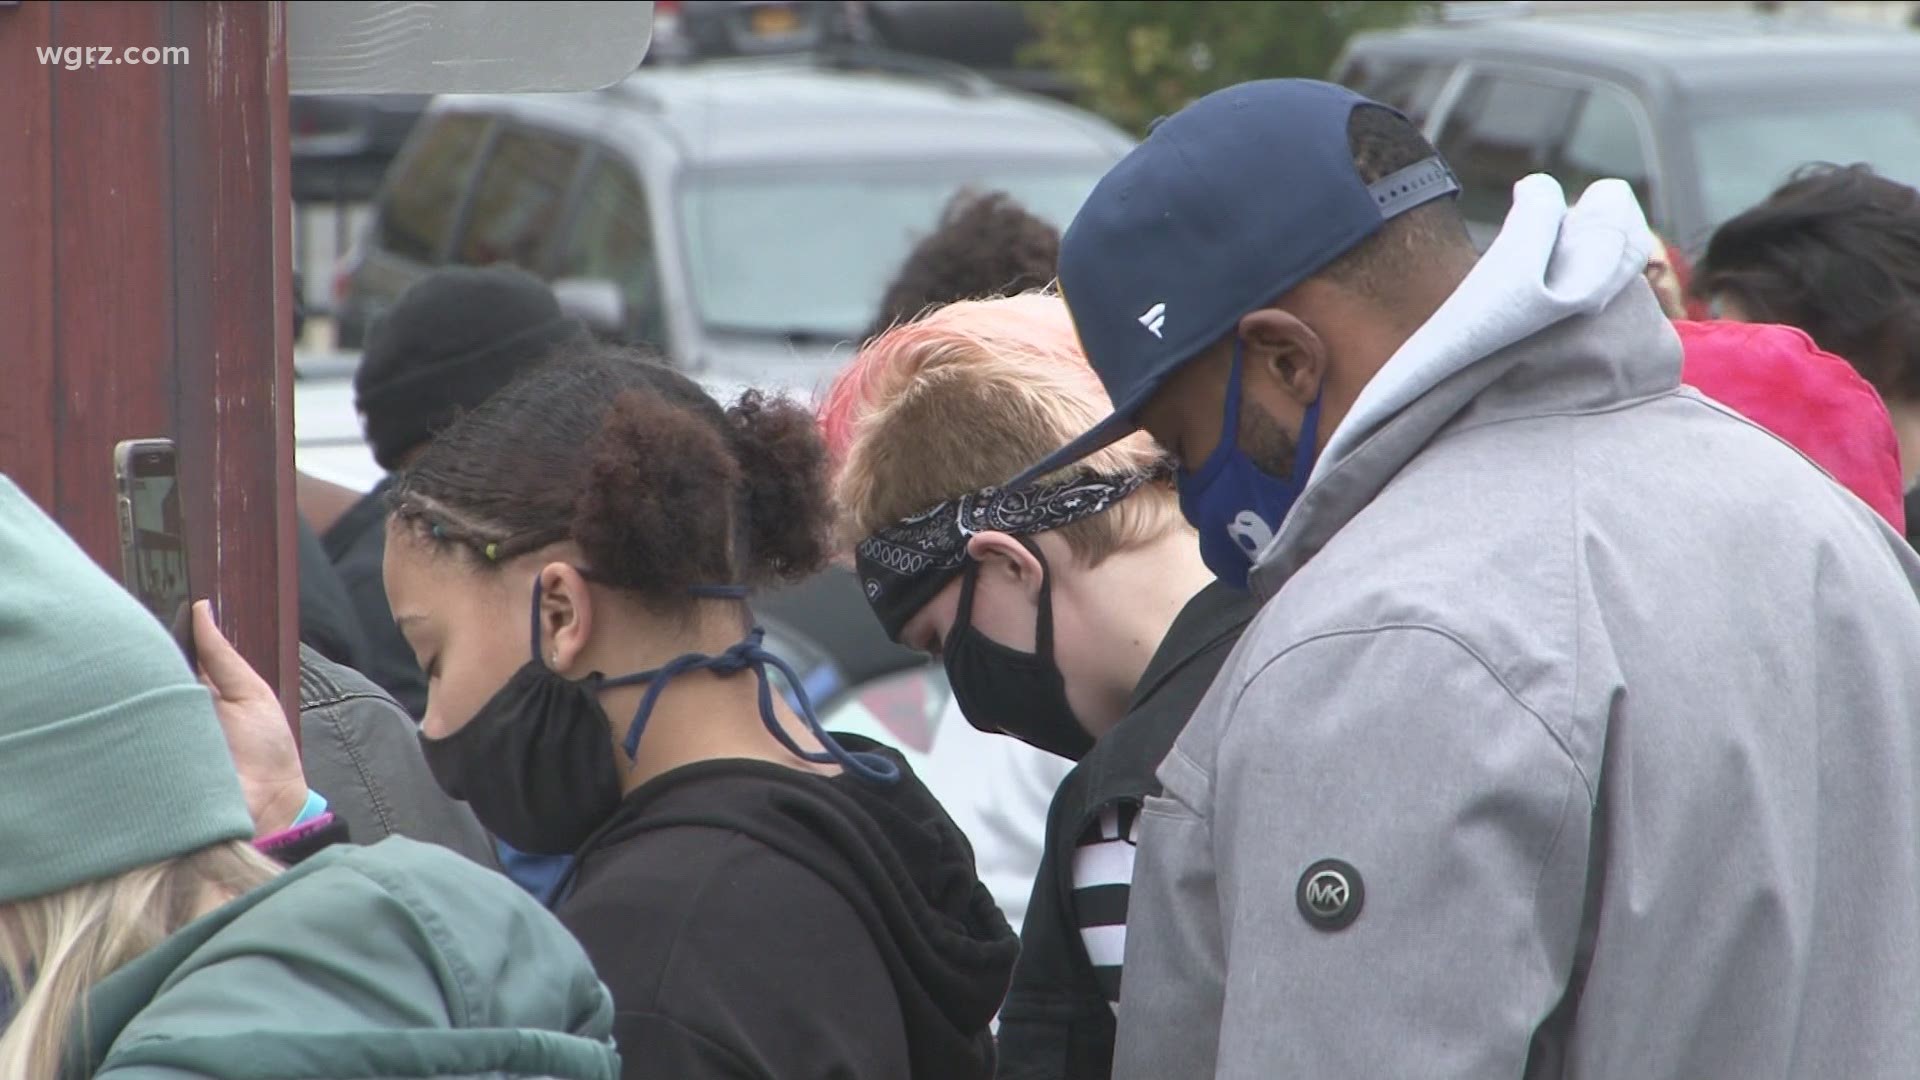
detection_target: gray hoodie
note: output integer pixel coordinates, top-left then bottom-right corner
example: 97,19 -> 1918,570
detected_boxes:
1113,176 -> 1920,1079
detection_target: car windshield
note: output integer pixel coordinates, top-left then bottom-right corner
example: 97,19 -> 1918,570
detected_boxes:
1691,88 -> 1920,232
679,162 -> 1111,340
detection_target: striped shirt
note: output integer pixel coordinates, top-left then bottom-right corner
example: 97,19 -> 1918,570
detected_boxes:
1070,798 -> 1141,1011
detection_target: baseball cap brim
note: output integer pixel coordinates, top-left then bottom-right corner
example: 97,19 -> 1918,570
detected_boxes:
1007,367 -> 1172,489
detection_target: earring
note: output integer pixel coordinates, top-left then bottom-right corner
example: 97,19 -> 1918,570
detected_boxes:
550,651 -> 560,667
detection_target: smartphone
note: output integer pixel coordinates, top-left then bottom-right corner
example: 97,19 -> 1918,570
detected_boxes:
113,439 -> 197,668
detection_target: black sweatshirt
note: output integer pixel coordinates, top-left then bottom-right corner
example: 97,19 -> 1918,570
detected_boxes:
556,736 -> 1019,1080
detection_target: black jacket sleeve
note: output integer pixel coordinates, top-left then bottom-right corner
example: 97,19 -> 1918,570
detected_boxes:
561,828 -> 912,1080
996,783 -> 1117,1080
296,645 -> 499,869
322,487 -> 429,719
296,513 -> 370,670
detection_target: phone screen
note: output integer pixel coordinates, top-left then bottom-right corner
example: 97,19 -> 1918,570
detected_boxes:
117,442 -> 195,664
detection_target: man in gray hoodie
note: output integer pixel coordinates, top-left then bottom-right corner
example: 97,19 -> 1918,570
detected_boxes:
1012,80 -> 1920,1077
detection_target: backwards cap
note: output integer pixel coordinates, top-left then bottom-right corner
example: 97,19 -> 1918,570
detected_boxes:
1013,79 -> 1458,487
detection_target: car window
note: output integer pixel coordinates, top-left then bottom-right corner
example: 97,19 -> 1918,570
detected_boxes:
1436,73 -> 1581,235
1692,96 -> 1920,234
1340,55 -> 1454,127
679,163 -> 1109,340
552,159 -> 665,347
377,113 -> 489,264
454,128 -> 584,271
1549,90 -> 1653,219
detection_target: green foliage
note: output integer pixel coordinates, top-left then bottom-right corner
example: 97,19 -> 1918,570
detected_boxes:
1024,1 -> 1432,134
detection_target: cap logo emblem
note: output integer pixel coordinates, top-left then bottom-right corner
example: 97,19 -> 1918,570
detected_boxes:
1138,302 -> 1166,338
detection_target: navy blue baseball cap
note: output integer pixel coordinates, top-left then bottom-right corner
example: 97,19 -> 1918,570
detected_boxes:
1011,79 -> 1458,487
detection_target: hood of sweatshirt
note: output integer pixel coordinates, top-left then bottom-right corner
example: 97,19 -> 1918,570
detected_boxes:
1252,175 -> 1674,598
74,838 -> 618,1079
580,735 -> 1020,1079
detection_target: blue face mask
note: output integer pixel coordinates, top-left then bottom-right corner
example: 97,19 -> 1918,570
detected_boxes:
1175,343 -> 1322,591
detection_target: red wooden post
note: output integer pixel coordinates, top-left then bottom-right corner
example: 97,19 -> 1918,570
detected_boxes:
0,0 -> 298,720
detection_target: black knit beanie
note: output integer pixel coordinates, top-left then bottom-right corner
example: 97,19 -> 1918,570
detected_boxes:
355,265 -> 587,470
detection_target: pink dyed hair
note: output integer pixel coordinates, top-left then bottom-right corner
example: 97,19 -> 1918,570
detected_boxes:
823,293 -> 1183,560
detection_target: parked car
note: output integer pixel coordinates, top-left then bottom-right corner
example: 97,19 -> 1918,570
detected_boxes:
1335,10 -> 1920,250
859,1 -> 1071,100
291,94 -> 431,204
332,50 -> 1130,406
648,1 -> 1070,99
649,1 -> 861,63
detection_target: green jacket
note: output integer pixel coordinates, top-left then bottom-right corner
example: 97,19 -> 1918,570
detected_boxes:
69,837 -> 619,1079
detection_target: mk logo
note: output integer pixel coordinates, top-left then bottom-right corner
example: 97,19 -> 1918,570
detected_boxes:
1297,859 -> 1363,931
1138,302 -> 1166,338
1303,871 -> 1349,914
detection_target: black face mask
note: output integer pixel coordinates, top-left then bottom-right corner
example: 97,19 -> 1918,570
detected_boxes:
942,544 -> 1095,761
418,660 -> 626,856
421,577 -> 899,856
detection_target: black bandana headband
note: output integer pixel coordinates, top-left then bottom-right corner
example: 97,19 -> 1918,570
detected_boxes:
856,465 -> 1171,641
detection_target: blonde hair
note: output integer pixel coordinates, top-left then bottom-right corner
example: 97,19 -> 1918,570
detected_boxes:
823,292 -> 1187,565
0,841 -> 280,1079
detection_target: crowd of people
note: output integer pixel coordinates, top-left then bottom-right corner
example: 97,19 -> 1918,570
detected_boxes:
7,76 -> 1920,1078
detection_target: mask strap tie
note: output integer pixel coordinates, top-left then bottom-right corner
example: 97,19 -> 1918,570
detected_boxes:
589,584 -> 897,784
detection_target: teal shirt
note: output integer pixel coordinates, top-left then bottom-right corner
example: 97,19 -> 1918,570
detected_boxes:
70,837 -> 618,1079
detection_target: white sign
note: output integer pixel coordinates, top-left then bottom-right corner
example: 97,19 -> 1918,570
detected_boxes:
289,1 -> 653,95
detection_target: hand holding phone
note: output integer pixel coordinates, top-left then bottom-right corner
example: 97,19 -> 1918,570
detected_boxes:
192,600 -> 307,834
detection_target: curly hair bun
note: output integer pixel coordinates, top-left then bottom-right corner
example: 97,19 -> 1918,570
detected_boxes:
574,389 -> 742,594
725,391 -> 834,585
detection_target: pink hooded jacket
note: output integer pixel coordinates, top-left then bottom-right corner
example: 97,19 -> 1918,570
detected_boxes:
1677,319 -> 1905,533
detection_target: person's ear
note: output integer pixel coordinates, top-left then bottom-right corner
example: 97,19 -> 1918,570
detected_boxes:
538,562 -> 595,674
964,531 -> 1044,602
1237,307 -> 1326,408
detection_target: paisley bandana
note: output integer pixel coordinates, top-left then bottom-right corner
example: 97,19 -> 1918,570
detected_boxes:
856,465 -> 1171,640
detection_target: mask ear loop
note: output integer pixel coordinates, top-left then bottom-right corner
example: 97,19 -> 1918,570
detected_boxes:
1221,339 -> 1246,463
953,541 -> 1054,660
1181,341 -> 1249,490
1015,537 -> 1056,664
529,577 -> 547,666
951,559 -> 983,640
1290,388 -> 1324,489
